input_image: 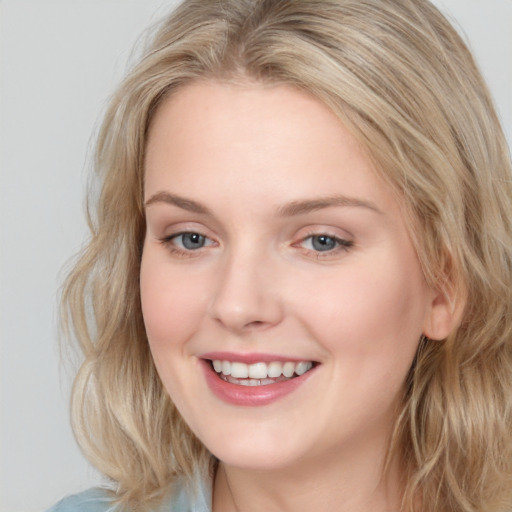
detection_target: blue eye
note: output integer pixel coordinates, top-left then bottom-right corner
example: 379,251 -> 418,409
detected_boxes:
159,230 -> 216,257
311,235 -> 337,252
301,234 -> 353,253
172,232 -> 209,250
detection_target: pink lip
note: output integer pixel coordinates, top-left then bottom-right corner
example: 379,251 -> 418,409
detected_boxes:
199,358 -> 317,407
200,351 -> 309,364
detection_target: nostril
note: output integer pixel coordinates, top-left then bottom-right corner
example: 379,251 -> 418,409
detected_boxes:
213,316 -> 271,333
243,320 -> 271,332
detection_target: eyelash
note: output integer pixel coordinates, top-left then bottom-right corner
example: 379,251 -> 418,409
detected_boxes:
159,231 -> 354,259
296,233 -> 354,258
159,231 -> 216,257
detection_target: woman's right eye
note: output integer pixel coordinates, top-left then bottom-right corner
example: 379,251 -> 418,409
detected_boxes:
174,232 -> 207,250
160,232 -> 216,253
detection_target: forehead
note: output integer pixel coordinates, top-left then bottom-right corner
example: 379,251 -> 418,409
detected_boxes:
144,80 -> 385,199
146,80 -> 356,154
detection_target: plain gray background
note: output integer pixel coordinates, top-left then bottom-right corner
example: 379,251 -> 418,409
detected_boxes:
0,1 -> 510,511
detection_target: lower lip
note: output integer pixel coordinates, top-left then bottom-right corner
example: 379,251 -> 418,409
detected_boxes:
200,359 -> 316,406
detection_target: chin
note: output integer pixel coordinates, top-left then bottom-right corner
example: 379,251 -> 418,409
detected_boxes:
202,427 -> 310,472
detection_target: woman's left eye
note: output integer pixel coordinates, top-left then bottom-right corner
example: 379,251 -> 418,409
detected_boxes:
299,234 -> 353,253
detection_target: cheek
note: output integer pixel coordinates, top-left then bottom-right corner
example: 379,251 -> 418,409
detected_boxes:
139,249 -> 207,354
295,253 -> 427,364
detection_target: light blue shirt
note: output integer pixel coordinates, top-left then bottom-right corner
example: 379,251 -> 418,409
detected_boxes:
46,476 -> 212,512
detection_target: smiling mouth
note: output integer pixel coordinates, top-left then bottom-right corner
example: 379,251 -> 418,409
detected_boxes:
209,359 -> 316,387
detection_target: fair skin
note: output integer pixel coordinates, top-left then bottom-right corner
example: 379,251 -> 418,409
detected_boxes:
140,81 -> 453,512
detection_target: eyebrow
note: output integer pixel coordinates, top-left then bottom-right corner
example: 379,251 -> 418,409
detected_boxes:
276,196 -> 382,216
145,192 -> 212,215
144,191 -> 382,216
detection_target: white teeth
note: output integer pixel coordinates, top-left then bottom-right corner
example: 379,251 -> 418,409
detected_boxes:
239,379 -> 261,386
221,360 -> 231,376
212,359 -> 314,381
248,362 -> 267,379
295,361 -> 313,375
267,361 -> 282,378
231,362 -> 249,379
282,362 -> 295,378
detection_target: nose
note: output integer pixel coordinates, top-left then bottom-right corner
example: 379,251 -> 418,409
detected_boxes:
208,248 -> 284,335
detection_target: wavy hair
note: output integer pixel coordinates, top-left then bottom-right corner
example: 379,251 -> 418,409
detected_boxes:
62,0 -> 512,510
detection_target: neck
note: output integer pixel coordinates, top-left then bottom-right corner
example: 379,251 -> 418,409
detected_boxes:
212,439 -> 405,512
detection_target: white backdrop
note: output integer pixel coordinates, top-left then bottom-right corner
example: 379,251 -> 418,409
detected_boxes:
0,1 -> 510,511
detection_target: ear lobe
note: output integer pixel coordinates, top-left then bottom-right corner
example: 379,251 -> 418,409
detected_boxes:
422,286 -> 466,341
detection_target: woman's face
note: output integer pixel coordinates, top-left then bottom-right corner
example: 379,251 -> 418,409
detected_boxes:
141,81 -> 438,472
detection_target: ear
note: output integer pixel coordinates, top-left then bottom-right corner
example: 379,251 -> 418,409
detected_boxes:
422,284 -> 466,341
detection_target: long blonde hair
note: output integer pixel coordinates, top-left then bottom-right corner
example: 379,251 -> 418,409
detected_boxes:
62,0 -> 512,510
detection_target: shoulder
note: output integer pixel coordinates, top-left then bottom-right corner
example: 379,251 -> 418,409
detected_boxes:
45,488 -> 116,512
45,475 -> 212,512
168,474 -> 212,512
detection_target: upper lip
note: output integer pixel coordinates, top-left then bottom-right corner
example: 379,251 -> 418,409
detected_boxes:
199,351 -> 317,364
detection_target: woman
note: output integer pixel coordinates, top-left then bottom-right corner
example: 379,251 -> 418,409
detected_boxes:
49,0 -> 512,511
